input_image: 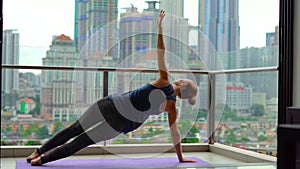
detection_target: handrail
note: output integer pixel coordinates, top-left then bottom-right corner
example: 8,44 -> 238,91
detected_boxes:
1,64 -> 278,74
1,64 -> 279,145
206,66 -> 278,74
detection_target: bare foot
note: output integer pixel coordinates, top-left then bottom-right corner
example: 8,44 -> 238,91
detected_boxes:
31,156 -> 42,166
26,149 -> 39,163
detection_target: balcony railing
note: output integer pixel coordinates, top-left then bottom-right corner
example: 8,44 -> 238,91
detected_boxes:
1,64 -> 279,145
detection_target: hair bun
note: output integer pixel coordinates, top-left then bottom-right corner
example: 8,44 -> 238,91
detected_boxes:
188,97 -> 196,105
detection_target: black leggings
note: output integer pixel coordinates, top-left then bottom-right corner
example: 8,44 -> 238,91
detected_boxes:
38,97 -> 123,164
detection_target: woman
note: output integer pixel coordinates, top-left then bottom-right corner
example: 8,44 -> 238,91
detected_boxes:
26,10 -> 198,166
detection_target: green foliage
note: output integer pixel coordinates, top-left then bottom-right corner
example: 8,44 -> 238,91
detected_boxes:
181,137 -> 199,143
112,138 -> 153,144
178,120 -> 193,135
1,140 -> 17,146
224,105 -> 231,112
225,130 -> 238,143
234,116 -> 258,121
223,110 -> 258,121
223,111 -> 237,120
69,114 -> 78,124
241,136 -> 250,142
33,95 -> 40,115
25,140 -> 41,145
148,126 -> 153,133
187,126 -> 198,137
197,109 -> 207,120
258,135 -> 267,142
141,129 -> 164,138
53,121 -> 64,134
113,139 -> 124,144
37,125 -> 50,139
251,104 -> 265,117
166,137 -> 172,143
21,122 -> 39,137
4,126 -> 12,132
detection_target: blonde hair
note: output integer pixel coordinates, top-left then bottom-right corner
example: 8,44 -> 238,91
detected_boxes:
178,79 -> 198,105
188,97 -> 196,105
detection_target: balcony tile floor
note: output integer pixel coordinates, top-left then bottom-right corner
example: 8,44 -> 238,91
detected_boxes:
1,152 -> 276,169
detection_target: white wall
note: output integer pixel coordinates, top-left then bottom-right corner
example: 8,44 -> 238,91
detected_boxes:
294,0 -> 300,107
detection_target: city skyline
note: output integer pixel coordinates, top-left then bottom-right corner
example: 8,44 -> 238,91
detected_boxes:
1,1 -> 281,156
3,0 -> 279,70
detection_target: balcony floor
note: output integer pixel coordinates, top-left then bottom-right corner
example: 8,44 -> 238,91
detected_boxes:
1,152 -> 276,169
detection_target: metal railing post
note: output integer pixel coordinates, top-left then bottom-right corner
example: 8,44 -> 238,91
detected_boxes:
103,71 -> 109,146
103,71 -> 109,98
208,74 -> 216,144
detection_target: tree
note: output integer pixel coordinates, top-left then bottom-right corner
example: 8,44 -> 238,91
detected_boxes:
148,126 -> 153,133
21,122 -> 39,137
187,126 -> 198,137
4,126 -> 12,132
33,95 -> 41,115
258,135 -> 267,142
53,121 -> 64,134
178,120 -> 193,135
197,109 -> 207,120
251,104 -> 265,117
225,130 -> 238,143
37,125 -> 50,139
224,104 -> 231,112
241,136 -> 250,142
223,111 -> 237,120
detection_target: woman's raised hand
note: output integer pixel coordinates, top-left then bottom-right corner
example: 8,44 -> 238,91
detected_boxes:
157,10 -> 166,29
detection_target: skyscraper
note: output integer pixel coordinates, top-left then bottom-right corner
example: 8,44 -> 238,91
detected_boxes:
119,2 -> 158,65
74,0 -> 118,55
41,34 -> 83,121
266,32 -> 275,47
198,0 -> 240,53
2,30 -> 19,108
159,0 -> 184,18
158,0 -> 190,64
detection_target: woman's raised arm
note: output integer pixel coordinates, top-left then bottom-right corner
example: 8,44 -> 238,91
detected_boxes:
156,10 -> 169,81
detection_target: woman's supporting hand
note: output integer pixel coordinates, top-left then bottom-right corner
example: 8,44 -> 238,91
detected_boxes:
179,157 -> 197,163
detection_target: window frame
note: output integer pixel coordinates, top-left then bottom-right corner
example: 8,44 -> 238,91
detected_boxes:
278,0 -> 294,124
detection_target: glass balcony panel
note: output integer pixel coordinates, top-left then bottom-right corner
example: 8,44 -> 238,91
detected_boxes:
215,72 -> 278,157
2,0 -> 280,165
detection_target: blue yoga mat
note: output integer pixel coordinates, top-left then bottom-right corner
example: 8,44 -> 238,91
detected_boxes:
17,157 -> 209,168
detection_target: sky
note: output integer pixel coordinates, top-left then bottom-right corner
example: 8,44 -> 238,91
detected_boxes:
3,0 -> 279,68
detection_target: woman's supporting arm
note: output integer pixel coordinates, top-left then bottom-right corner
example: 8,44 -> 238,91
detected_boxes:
166,101 -> 197,163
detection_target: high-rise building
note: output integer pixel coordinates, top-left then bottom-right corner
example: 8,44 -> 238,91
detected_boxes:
19,72 -> 36,98
2,30 -> 20,108
74,0 -> 118,56
42,35 -> 79,84
238,47 -> 278,98
198,0 -> 240,53
226,82 -> 252,113
266,32 -> 275,47
158,0 -> 189,64
118,3 -> 158,94
119,3 -> 158,65
266,26 -> 279,47
159,0 -> 184,18
41,34 -> 84,121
